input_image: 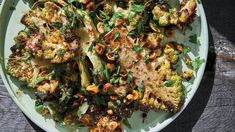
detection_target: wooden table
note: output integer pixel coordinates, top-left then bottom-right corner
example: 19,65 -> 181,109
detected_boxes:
0,0 -> 234,131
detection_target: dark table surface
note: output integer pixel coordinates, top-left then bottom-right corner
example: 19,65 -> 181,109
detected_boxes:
0,0 -> 234,132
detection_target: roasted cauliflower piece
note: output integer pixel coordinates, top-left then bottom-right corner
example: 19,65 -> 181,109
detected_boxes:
90,116 -> 122,132
179,0 -> 197,23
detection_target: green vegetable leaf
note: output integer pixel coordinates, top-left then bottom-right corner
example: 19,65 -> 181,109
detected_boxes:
67,0 -> 80,3
182,46 -> 191,57
164,79 -> 175,87
103,65 -> 110,80
128,30 -> 137,36
92,95 -> 106,106
57,49 -> 66,56
192,57 -> 205,71
35,77 -> 45,84
100,10 -> 109,21
9,6 -> 16,11
77,102 -> 89,117
127,71 -> 133,84
109,12 -> 124,27
131,4 -> 145,12
88,42 -> 95,52
35,100 -> 43,112
144,54 -> 150,63
132,45 -> 142,53
189,34 -> 198,44
123,119 -> 132,128
137,82 -> 144,93
114,31 -> 120,40
89,11 -> 99,26
108,101 -> 117,108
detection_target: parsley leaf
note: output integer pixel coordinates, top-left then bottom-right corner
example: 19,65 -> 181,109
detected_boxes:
35,77 -> 45,85
35,100 -> 43,112
123,119 -> 132,128
132,45 -> 142,53
144,54 -> 150,63
127,71 -> 133,84
131,4 -> 145,12
77,102 -> 89,117
109,12 -> 124,26
164,79 -> 175,87
137,82 -> 144,93
103,64 -> 110,80
182,46 -> 191,57
57,49 -> 66,56
192,57 -> 205,71
89,11 -> 99,26
189,34 -> 198,44
88,42 -> 95,52
67,0 -> 80,3
114,31 -> 120,40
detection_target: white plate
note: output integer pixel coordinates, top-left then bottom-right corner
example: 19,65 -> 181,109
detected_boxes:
0,0 -> 208,131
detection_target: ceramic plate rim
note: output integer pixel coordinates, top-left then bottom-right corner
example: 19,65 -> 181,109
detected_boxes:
0,0 -> 208,131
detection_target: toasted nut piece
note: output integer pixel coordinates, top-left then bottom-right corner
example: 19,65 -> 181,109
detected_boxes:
185,55 -> 192,65
86,84 -> 99,94
124,94 -> 134,104
107,109 -> 113,115
106,52 -> 115,61
147,33 -> 163,49
182,69 -> 193,80
165,43 -> 175,49
132,90 -> 139,100
149,52 -> 157,61
107,63 -> 115,70
64,114 -> 73,124
110,95 -> 118,100
175,44 -> 183,53
97,22 -> 104,33
103,83 -> 113,92
108,121 -> 118,131
95,43 -> 105,55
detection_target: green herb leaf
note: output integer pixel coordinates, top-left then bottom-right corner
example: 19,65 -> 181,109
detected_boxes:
100,10 -> 109,21
35,77 -> 45,84
131,4 -> 145,12
182,46 -> 191,57
137,82 -> 144,93
35,100 -> 43,112
67,0 -> 80,3
57,49 -> 66,56
103,65 -> 110,80
123,119 -> 132,128
88,42 -> 95,52
114,31 -> 120,40
127,71 -> 133,84
77,102 -> 89,117
132,45 -> 142,53
164,79 -> 175,87
108,101 -> 117,108
9,6 -> 16,11
189,34 -> 198,44
109,12 -> 124,26
192,57 -> 205,71
89,11 -> 99,26
128,30 -> 137,36
92,95 -> 106,106
144,54 -> 150,63
110,76 -> 120,84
